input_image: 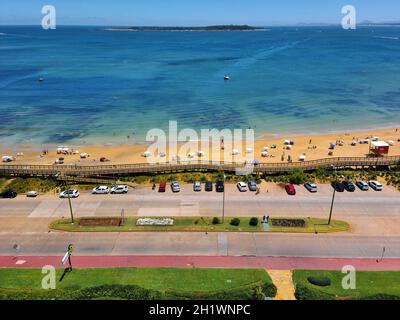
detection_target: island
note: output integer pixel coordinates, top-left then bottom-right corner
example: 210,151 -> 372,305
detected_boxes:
105,25 -> 265,32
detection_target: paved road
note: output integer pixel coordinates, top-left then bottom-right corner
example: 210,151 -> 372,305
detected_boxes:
0,183 -> 399,258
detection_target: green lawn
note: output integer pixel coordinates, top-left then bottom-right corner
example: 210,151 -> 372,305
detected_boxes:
0,268 -> 276,300
49,216 -> 349,233
293,270 -> 400,300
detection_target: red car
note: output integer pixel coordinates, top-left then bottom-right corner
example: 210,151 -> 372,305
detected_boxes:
158,182 -> 166,192
100,157 -> 110,162
285,184 -> 296,195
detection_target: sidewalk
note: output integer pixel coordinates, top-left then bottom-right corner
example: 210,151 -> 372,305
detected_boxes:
1,255 -> 399,270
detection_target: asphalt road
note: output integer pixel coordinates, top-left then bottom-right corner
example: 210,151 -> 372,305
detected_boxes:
0,183 -> 399,258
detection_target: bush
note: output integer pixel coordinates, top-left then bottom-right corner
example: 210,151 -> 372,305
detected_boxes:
307,276 -> 331,287
230,218 -> 241,226
212,217 -> 221,225
294,282 -> 335,300
288,168 -> 307,185
249,217 -> 259,226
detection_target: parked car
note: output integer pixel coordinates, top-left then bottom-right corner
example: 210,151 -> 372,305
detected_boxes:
0,190 -> 17,198
237,181 -> 247,192
26,191 -> 38,197
285,184 -> 296,195
171,181 -> 180,193
92,186 -> 110,194
216,181 -> 224,192
59,189 -> 79,198
342,181 -> 356,192
304,182 -> 317,193
331,181 -> 345,192
369,180 -> 383,191
110,185 -> 128,194
356,180 -> 369,191
205,181 -> 213,192
248,180 -> 257,191
193,181 -> 201,192
158,182 -> 166,192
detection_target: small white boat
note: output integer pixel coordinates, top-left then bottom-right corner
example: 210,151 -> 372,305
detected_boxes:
224,75 -> 230,80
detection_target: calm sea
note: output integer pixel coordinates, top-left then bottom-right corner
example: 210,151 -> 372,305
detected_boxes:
0,26 -> 399,146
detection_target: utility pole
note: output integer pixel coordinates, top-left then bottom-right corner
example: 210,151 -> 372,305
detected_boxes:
65,181 -> 74,223
328,187 -> 336,225
222,173 -> 226,223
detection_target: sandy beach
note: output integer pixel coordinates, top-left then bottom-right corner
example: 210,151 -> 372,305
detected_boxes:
1,127 -> 399,167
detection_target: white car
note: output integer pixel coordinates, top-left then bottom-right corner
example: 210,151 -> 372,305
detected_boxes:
237,182 -> 247,192
110,185 -> 128,194
171,182 -> 180,193
304,182 -> 317,193
369,180 -> 383,191
59,189 -> 80,198
193,181 -> 201,192
92,186 -> 110,194
26,191 -> 38,197
356,180 -> 369,191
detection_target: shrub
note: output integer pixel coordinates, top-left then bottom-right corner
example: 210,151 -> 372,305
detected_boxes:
288,168 -> 307,185
212,217 -> 220,225
294,282 -> 335,300
307,276 -> 331,287
249,217 -> 259,226
230,218 -> 240,226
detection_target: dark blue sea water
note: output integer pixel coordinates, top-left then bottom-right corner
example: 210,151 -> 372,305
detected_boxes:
0,26 -> 400,146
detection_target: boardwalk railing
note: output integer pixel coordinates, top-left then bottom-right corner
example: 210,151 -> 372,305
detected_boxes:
0,155 -> 399,177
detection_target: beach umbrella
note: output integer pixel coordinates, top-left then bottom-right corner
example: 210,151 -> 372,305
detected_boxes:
159,151 -> 166,157
263,146 -> 269,151
246,148 -> 253,154
187,152 -> 195,159
197,151 -> 205,157
232,149 -> 239,155
143,151 -> 151,157
261,151 -> 269,157
299,155 -> 306,161
253,159 -> 260,165
284,140 -> 290,145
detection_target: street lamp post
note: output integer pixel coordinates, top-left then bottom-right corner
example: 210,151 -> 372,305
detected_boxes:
328,187 -> 336,225
222,173 -> 226,223
65,181 -> 74,224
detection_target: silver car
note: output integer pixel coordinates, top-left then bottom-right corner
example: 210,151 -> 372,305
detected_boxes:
171,182 -> 180,192
193,181 -> 201,192
59,189 -> 80,198
110,185 -> 128,194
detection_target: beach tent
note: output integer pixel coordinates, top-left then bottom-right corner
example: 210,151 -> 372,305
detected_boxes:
246,148 -> 253,154
263,146 -> 269,151
232,149 -> 239,155
261,151 -> 269,157
285,145 -> 292,150
284,140 -> 291,145
2,155 -> 14,162
299,155 -> 306,161
197,151 -> 205,157
143,151 -> 151,157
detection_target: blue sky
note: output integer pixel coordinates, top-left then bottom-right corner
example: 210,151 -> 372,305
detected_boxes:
1,0 -> 399,26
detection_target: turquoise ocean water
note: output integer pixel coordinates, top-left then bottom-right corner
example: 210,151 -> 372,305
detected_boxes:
0,26 -> 399,146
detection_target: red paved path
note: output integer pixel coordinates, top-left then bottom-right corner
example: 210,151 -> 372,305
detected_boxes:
1,256 -> 400,270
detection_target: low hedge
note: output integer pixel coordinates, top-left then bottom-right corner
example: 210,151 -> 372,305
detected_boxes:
166,281 -> 277,300
294,282 -> 335,300
0,284 -> 162,300
249,217 -> 259,226
230,218 -> 241,226
307,276 -> 331,287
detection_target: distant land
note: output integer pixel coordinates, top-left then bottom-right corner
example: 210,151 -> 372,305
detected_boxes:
105,25 -> 264,32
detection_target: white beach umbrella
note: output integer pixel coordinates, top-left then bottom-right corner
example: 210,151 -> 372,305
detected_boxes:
197,151 -> 205,157
246,148 -> 253,154
299,155 -> 306,161
232,149 -> 239,155
143,151 -> 151,157
261,151 -> 269,157
284,140 -> 291,145
263,146 -> 269,151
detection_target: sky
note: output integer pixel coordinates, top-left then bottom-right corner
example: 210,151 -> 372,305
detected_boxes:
0,0 -> 399,26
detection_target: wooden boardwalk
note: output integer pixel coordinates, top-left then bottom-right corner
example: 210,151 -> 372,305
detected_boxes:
0,155 -> 399,178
